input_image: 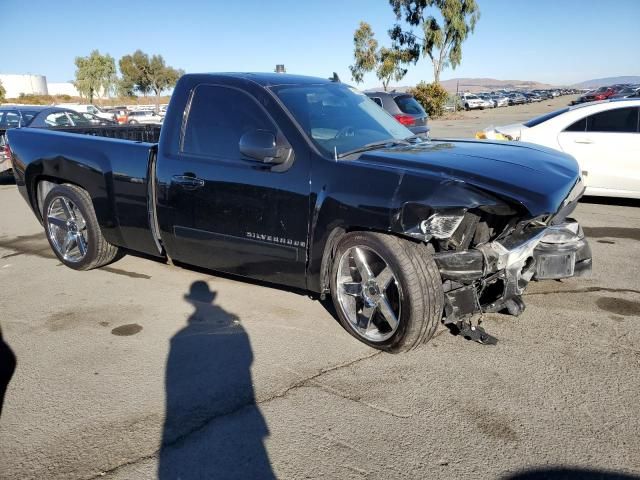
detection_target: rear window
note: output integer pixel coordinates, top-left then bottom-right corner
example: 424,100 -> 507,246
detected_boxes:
524,107 -> 569,128
394,95 -> 426,115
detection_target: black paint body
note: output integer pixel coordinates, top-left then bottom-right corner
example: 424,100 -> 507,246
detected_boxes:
8,73 -> 581,293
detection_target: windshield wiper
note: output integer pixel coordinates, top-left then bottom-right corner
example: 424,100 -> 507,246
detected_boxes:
337,139 -> 410,159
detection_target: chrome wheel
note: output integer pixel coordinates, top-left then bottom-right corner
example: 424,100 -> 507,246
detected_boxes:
46,196 -> 88,263
336,246 -> 402,342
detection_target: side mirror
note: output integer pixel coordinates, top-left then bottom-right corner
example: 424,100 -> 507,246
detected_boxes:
239,129 -> 288,164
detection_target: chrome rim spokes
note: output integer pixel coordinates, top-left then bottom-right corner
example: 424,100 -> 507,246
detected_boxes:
336,246 -> 402,342
47,196 -> 88,262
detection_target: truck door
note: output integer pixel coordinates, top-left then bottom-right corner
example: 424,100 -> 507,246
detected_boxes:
157,84 -> 310,289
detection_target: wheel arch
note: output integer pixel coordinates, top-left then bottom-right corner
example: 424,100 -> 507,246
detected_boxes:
314,224 -> 427,295
28,169 -> 121,247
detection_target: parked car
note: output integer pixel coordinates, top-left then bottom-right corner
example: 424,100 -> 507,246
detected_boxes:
127,110 -> 164,124
78,112 -> 117,125
27,108 -> 106,128
477,99 -> 640,199
572,86 -> 620,104
524,92 -> 543,103
57,104 -> 117,122
8,72 -> 591,351
507,93 -> 527,105
1,106 -> 85,177
611,87 -> 640,99
490,94 -> 509,107
477,94 -> 496,108
105,106 -> 129,124
0,106 -> 41,177
460,93 -> 486,110
364,91 -> 429,136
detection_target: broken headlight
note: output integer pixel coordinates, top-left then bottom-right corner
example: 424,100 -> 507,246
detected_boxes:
420,210 -> 466,239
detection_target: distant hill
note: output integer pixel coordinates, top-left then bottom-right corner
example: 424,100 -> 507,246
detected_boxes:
572,76 -> 640,88
378,77 -> 555,94
439,77 -> 555,93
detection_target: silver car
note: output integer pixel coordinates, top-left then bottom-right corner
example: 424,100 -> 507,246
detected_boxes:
127,110 -> 164,125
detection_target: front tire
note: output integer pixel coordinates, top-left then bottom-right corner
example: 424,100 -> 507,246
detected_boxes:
43,184 -> 122,270
330,232 -> 444,353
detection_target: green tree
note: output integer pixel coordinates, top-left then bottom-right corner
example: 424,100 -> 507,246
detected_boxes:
119,51 -> 182,109
349,22 -> 409,91
147,55 -> 183,111
119,50 -> 152,97
408,81 -> 449,117
0,80 -> 5,103
73,50 -> 116,103
377,47 -> 410,91
389,0 -> 480,84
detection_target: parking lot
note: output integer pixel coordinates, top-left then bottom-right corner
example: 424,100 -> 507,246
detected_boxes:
1,98 -> 639,479
429,95 -> 576,138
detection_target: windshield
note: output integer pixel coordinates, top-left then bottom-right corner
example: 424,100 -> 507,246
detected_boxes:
271,83 -> 412,157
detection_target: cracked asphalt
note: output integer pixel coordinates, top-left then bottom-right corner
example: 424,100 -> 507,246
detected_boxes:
1,105 -> 640,478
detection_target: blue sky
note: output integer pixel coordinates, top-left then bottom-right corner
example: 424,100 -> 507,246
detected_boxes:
3,0 -> 638,89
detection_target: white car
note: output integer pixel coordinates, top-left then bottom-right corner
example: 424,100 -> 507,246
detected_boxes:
490,95 -> 509,107
460,94 -> 486,111
480,99 -> 640,199
56,104 -> 116,122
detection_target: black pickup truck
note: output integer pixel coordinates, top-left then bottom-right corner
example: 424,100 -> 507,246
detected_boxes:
7,73 -> 591,351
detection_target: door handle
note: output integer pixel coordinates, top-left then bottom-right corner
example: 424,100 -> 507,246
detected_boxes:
574,138 -> 593,144
171,175 -> 205,189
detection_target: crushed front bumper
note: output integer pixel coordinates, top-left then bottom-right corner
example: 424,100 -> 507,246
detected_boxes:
433,218 -> 592,323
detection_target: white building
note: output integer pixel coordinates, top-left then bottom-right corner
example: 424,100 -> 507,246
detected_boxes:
47,82 -> 79,97
0,74 -> 48,98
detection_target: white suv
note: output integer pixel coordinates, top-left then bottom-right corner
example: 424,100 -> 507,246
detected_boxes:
460,94 -> 486,111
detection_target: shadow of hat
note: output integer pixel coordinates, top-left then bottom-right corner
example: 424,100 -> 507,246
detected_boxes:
184,281 -> 216,304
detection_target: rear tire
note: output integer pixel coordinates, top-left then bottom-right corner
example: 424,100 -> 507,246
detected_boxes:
43,184 -> 122,270
330,232 -> 444,353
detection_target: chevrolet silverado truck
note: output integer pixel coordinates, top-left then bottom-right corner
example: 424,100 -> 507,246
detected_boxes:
7,73 -> 592,351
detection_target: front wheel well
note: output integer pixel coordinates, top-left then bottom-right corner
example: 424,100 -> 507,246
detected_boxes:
318,226 -> 431,294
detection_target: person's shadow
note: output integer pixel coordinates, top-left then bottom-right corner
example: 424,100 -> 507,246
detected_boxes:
0,324 -> 16,419
158,281 -> 275,479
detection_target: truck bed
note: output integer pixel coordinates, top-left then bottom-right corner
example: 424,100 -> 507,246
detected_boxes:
7,126 -> 161,257
51,124 -> 162,143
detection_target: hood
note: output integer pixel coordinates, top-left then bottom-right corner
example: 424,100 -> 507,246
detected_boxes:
355,139 -> 580,217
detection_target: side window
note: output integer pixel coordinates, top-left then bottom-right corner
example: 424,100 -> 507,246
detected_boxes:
66,111 -> 92,126
586,107 -> 638,133
564,118 -> 587,132
87,106 -> 96,114
182,85 -> 277,160
371,97 -> 383,108
45,112 -> 72,126
0,112 -> 20,128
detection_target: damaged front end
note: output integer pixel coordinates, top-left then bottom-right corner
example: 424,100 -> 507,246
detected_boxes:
435,218 -> 591,320
407,180 -> 592,343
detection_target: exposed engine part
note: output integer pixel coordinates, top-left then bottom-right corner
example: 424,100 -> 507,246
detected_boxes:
434,218 -> 592,327
458,322 -> 498,345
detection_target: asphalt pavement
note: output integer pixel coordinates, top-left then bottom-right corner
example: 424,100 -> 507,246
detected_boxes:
1,100 -> 639,479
